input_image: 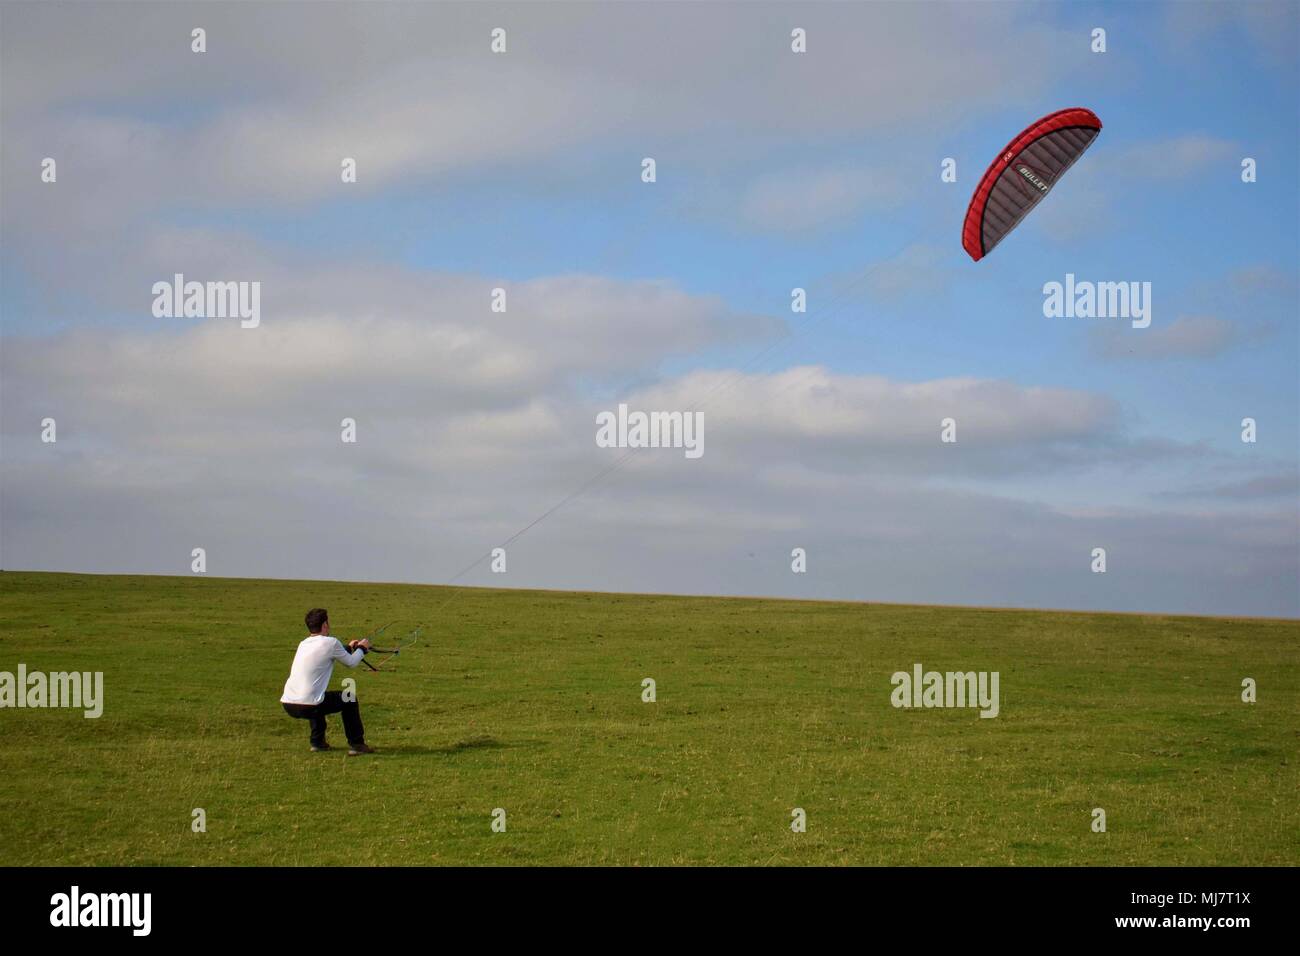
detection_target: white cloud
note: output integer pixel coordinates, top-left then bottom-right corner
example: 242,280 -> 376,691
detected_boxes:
0,1 -> 1083,239
1107,135 -> 1238,180
861,243 -> 952,302
1091,315 -> 1242,360
4,302 -> 1293,615
738,166 -> 911,233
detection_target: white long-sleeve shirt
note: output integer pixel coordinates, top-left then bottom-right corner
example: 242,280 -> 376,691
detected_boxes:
280,635 -> 365,705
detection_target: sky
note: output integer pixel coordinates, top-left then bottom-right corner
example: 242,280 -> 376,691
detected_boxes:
1,1 -> 1297,617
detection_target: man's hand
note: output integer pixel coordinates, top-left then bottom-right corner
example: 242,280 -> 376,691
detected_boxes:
350,638 -> 372,652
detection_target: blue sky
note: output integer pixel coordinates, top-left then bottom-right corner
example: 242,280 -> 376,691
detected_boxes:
2,1 -> 1296,616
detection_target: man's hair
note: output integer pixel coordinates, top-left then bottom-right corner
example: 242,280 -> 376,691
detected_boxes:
305,608 -> 329,634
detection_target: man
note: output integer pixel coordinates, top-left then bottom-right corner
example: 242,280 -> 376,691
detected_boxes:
281,608 -> 376,755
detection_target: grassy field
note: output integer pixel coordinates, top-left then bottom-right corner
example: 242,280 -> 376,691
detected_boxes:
0,570 -> 1295,866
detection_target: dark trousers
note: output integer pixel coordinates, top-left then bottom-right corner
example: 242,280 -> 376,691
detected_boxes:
283,691 -> 365,747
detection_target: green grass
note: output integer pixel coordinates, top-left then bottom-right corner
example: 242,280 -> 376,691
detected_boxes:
0,570 -> 1295,866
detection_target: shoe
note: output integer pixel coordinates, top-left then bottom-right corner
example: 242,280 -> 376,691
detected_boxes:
347,742 -> 376,756
310,743 -> 331,752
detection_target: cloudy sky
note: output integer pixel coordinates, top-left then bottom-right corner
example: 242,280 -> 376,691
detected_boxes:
2,1 -> 1296,617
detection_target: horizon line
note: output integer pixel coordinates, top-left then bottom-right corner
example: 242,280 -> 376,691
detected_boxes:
2,568 -> 1295,624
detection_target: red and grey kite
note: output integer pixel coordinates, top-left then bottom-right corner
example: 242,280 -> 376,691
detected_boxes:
962,107 -> 1102,262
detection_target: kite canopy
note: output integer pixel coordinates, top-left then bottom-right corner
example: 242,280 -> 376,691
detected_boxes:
962,107 -> 1102,262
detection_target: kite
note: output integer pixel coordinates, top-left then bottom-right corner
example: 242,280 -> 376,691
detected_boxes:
962,107 -> 1102,262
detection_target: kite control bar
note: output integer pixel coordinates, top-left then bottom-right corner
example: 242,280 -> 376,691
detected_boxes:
347,624 -> 424,672
350,641 -> 412,672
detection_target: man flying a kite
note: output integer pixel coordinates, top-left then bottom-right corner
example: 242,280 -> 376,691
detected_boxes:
280,608 -> 376,755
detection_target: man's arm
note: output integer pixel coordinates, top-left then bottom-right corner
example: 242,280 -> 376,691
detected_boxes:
332,638 -> 371,668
